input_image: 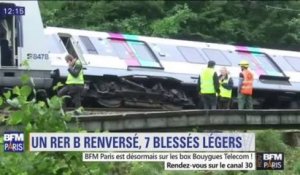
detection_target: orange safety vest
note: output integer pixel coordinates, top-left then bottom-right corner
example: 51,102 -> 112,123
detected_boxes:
241,70 -> 254,95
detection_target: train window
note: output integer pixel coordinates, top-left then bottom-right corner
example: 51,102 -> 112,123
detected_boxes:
45,34 -> 65,53
284,56 -> 300,72
129,41 -> 157,62
79,36 -> 98,54
236,52 -> 257,69
110,40 -> 132,59
237,51 -> 284,76
252,53 -> 283,76
151,44 -> 185,62
202,48 -> 231,65
177,46 -> 206,63
88,38 -> 116,56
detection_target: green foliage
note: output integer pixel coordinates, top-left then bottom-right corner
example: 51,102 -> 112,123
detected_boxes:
21,59 -> 30,70
129,162 -> 164,175
255,130 -> 287,152
0,74 -> 108,174
3,90 -> 11,99
151,4 -> 196,37
21,74 -> 30,85
294,160 -> 300,174
0,96 -> 3,106
53,82 -> 64,91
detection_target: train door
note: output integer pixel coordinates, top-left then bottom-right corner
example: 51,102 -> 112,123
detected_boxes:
0,3 -> 22,67
57,33 -> 87,64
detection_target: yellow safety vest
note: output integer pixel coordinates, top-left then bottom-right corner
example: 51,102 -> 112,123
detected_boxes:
219,77 -> 232,98
66,60 -> 84,85
200,68 -> 216,94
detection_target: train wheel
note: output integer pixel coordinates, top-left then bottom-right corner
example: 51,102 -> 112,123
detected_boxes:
95,79 -> 123,108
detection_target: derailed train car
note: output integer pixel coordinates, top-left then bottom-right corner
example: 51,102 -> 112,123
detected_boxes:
1,1 -> 300,109
45,26 -> 300,109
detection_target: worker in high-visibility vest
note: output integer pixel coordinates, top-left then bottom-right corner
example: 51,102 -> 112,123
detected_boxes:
218,67 -> 233,109
238,60 -> 254,109
198,60 -> 220,109
58,54 -> 84,110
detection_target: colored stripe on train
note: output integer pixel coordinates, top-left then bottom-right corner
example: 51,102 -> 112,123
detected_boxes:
247,47 -> 282,76
235,46 -> 265,76
123,34 -> 160,68
109,33 -> 160,67
108,33 -> 140,66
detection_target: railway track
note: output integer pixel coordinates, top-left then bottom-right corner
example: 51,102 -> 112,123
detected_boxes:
67,107 -> 167,112
65,107 -> 168,115
1,109 -> 300,134
0,108 -> 169,117
73,109 -> 300,131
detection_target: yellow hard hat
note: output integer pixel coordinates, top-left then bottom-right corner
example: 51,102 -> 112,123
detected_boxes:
239,60 -> 249,67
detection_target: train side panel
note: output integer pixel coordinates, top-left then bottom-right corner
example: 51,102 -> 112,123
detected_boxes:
0,1 -> 52,89
45,27 -> 300,109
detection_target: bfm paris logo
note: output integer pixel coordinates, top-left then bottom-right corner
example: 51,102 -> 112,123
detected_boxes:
3,131 -> 24,152
256,152 -> 284,170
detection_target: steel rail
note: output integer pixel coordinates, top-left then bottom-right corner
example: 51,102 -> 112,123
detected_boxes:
72,109 -> 300,131
1,109 -> 300,133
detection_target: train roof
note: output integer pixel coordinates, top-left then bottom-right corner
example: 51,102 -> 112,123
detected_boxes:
44,26 -> 300,58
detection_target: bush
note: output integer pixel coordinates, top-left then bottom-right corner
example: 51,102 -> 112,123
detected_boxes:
255,130 -> 287,152
0,77 -> 109,174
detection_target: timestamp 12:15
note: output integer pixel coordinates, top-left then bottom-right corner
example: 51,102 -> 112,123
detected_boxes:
1,6 -> 25,16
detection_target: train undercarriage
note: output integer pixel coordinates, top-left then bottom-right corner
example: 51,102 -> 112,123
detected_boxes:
54,74 -> 300,110
0,72 -> 299,110
81,75 -> 195,109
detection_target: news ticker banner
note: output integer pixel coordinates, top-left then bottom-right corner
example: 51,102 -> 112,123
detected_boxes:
28,132 -> 255,152
83,152 -> 256,170
3,131 -> 284,170
82,152 -> 284,171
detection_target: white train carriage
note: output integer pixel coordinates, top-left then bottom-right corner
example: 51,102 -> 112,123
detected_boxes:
0,1 -> 52,90
45,26 -> 300,109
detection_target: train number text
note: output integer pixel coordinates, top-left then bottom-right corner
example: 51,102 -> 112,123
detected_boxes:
27,53 -> 49,60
